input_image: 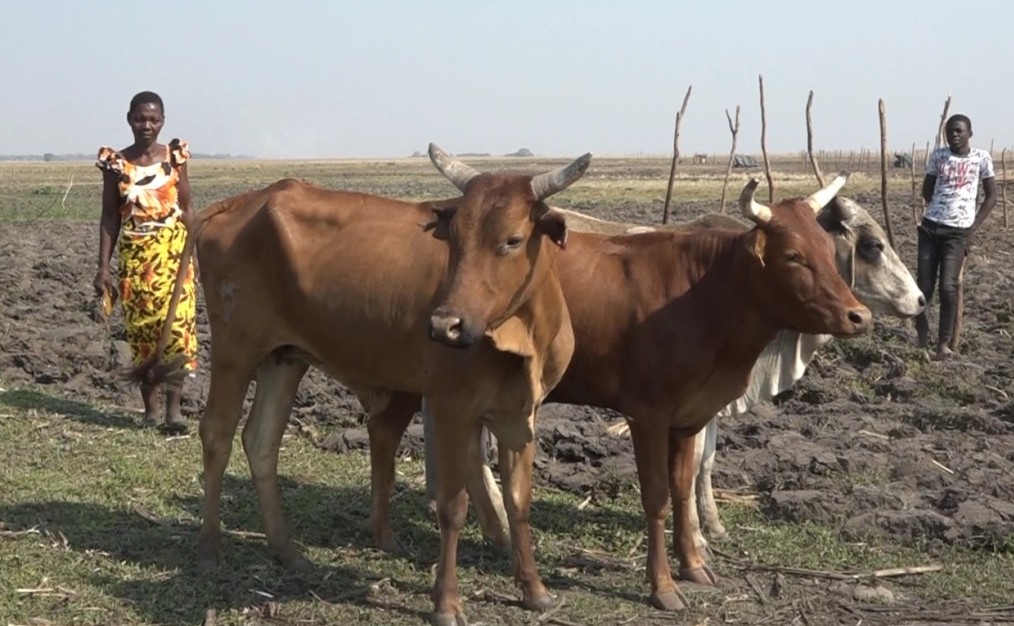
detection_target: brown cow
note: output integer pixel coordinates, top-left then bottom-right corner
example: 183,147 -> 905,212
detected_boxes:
137,144 -> 589,626
384,172 -> 874,612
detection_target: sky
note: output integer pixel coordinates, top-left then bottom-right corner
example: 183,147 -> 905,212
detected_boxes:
2,0 -> 1011,159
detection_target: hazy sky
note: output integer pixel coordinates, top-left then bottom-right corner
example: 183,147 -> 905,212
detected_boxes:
3,1 -> 1010,159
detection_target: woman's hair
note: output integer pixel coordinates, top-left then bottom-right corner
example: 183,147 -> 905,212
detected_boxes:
946,113 -> 972,132
129,91 -> 165,115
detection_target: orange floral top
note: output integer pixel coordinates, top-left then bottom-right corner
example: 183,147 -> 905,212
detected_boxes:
96,139 -> 190,232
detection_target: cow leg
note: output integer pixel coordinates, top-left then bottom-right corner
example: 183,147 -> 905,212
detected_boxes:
363,390 -> 421,552
698,418 -> 727,543
425,396 -> 472,626
423,400 -> 510,551
241,355 -> 309,570
497,428 -> 553,611
688,426 -> 707,553
629,423 -> 686,612
670,432 -> 717,587
197,358 -> 254,569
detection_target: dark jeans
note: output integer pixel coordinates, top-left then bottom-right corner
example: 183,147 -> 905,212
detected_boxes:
915,218 -> 969,345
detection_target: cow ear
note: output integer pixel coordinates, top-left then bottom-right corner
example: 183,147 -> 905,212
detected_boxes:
537,207 -> 568,249
423,202 -> 457,240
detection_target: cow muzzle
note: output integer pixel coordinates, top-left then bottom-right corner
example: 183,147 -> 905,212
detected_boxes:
429,307 -> 477,348
839,305 -> 873,337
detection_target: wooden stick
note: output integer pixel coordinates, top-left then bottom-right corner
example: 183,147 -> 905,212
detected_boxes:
935,94 -> 952,150
720,105 -> 741,213
759,75 -> 774,203
878,99 -> 896,249
1003,148 -> 1009,228
910,142 -> 919,223
662,85 -> 692,225
805,90 -> 825,187
733,562 -> 942,581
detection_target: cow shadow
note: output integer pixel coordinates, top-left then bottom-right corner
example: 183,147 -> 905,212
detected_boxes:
0,387 -> 143,431
0,471 -> 532,625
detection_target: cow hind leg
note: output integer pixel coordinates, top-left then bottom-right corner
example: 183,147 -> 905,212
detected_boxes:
698,419 -> 728,543
362,389 -> 420,552
197,356 -> 256,569
241,353 -> 309,570
629,424 -> 686,612
689,426 -> 707,554
670,432 -> 717,587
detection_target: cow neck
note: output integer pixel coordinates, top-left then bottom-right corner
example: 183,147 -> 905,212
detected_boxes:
677,227 -> 783,372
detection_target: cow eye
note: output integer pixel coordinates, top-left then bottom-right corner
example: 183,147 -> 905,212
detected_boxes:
860,238 -> 884,259
785,250 -> 804,264
505,235 -> 524,248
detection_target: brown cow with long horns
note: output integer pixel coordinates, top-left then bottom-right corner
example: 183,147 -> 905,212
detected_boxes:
133,144 -> 590,626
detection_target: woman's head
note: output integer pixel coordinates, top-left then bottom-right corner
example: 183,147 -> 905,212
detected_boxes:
126,91 -> 165,146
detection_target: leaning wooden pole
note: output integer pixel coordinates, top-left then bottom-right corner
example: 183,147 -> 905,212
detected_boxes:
878,99 -> 896,249
910,142 -> 919,223
1003,148 -> 1009,228
805,90 -> 826,187
759,74 -> 774,203
720,105 -> 741,213
935,94 -> 952,149
662,85 -> 693,225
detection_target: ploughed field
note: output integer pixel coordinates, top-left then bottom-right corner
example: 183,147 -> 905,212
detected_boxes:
1,156 -> 1012,625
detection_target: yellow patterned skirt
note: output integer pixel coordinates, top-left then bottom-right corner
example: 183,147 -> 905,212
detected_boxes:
117,218 -> 197,371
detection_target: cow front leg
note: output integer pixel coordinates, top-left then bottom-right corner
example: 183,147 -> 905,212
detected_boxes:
242,356 -> 309,570
358,389 -> 421,552
497,432 -> 553,611
424,402 -> 509,551
197,358 -> 254,569
670,432 -> 717,586
427,397 -> 471,626
629,424 -> 686,611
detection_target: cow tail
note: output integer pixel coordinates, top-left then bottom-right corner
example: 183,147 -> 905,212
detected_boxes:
125,203 -> 227,385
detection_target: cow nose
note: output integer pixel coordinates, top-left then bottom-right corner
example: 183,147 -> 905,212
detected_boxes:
429,308 -> 471,347
917,294 -> 927,308
847,306 -> 873,333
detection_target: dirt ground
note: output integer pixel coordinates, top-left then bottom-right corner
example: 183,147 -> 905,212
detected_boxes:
3,189 -> 1014,623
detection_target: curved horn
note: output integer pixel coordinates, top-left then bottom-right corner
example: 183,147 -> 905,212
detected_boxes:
739,179 -> 772,224
530,153 -> 593,200
429,143 -> 481,192
805,171 -> 849,213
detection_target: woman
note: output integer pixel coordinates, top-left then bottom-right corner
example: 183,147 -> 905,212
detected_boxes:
94,91 -> 198,434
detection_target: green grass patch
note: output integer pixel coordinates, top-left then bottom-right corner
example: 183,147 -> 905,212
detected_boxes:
1,384 -> 1012,625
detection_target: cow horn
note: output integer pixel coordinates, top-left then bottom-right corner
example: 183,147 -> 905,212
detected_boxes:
429,143 -> 481,192
805,172 -> 849,213
530,153 -> 593,201
739,179 -> 772,224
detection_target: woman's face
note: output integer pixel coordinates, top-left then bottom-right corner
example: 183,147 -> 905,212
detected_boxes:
127,102 -> 164,145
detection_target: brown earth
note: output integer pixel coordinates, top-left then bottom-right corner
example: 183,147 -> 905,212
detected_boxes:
2,190 -> 1013,624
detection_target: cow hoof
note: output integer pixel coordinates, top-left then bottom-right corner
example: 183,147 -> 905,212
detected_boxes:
374,530 -> 400,554
276,550 -> 313,573
649,589 -> 687,611
430,611 -> 467,626
521,592 -> 556,612
678,565 -> 718,586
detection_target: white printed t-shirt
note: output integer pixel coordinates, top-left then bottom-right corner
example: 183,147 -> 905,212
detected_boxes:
924,147 -> 995,228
